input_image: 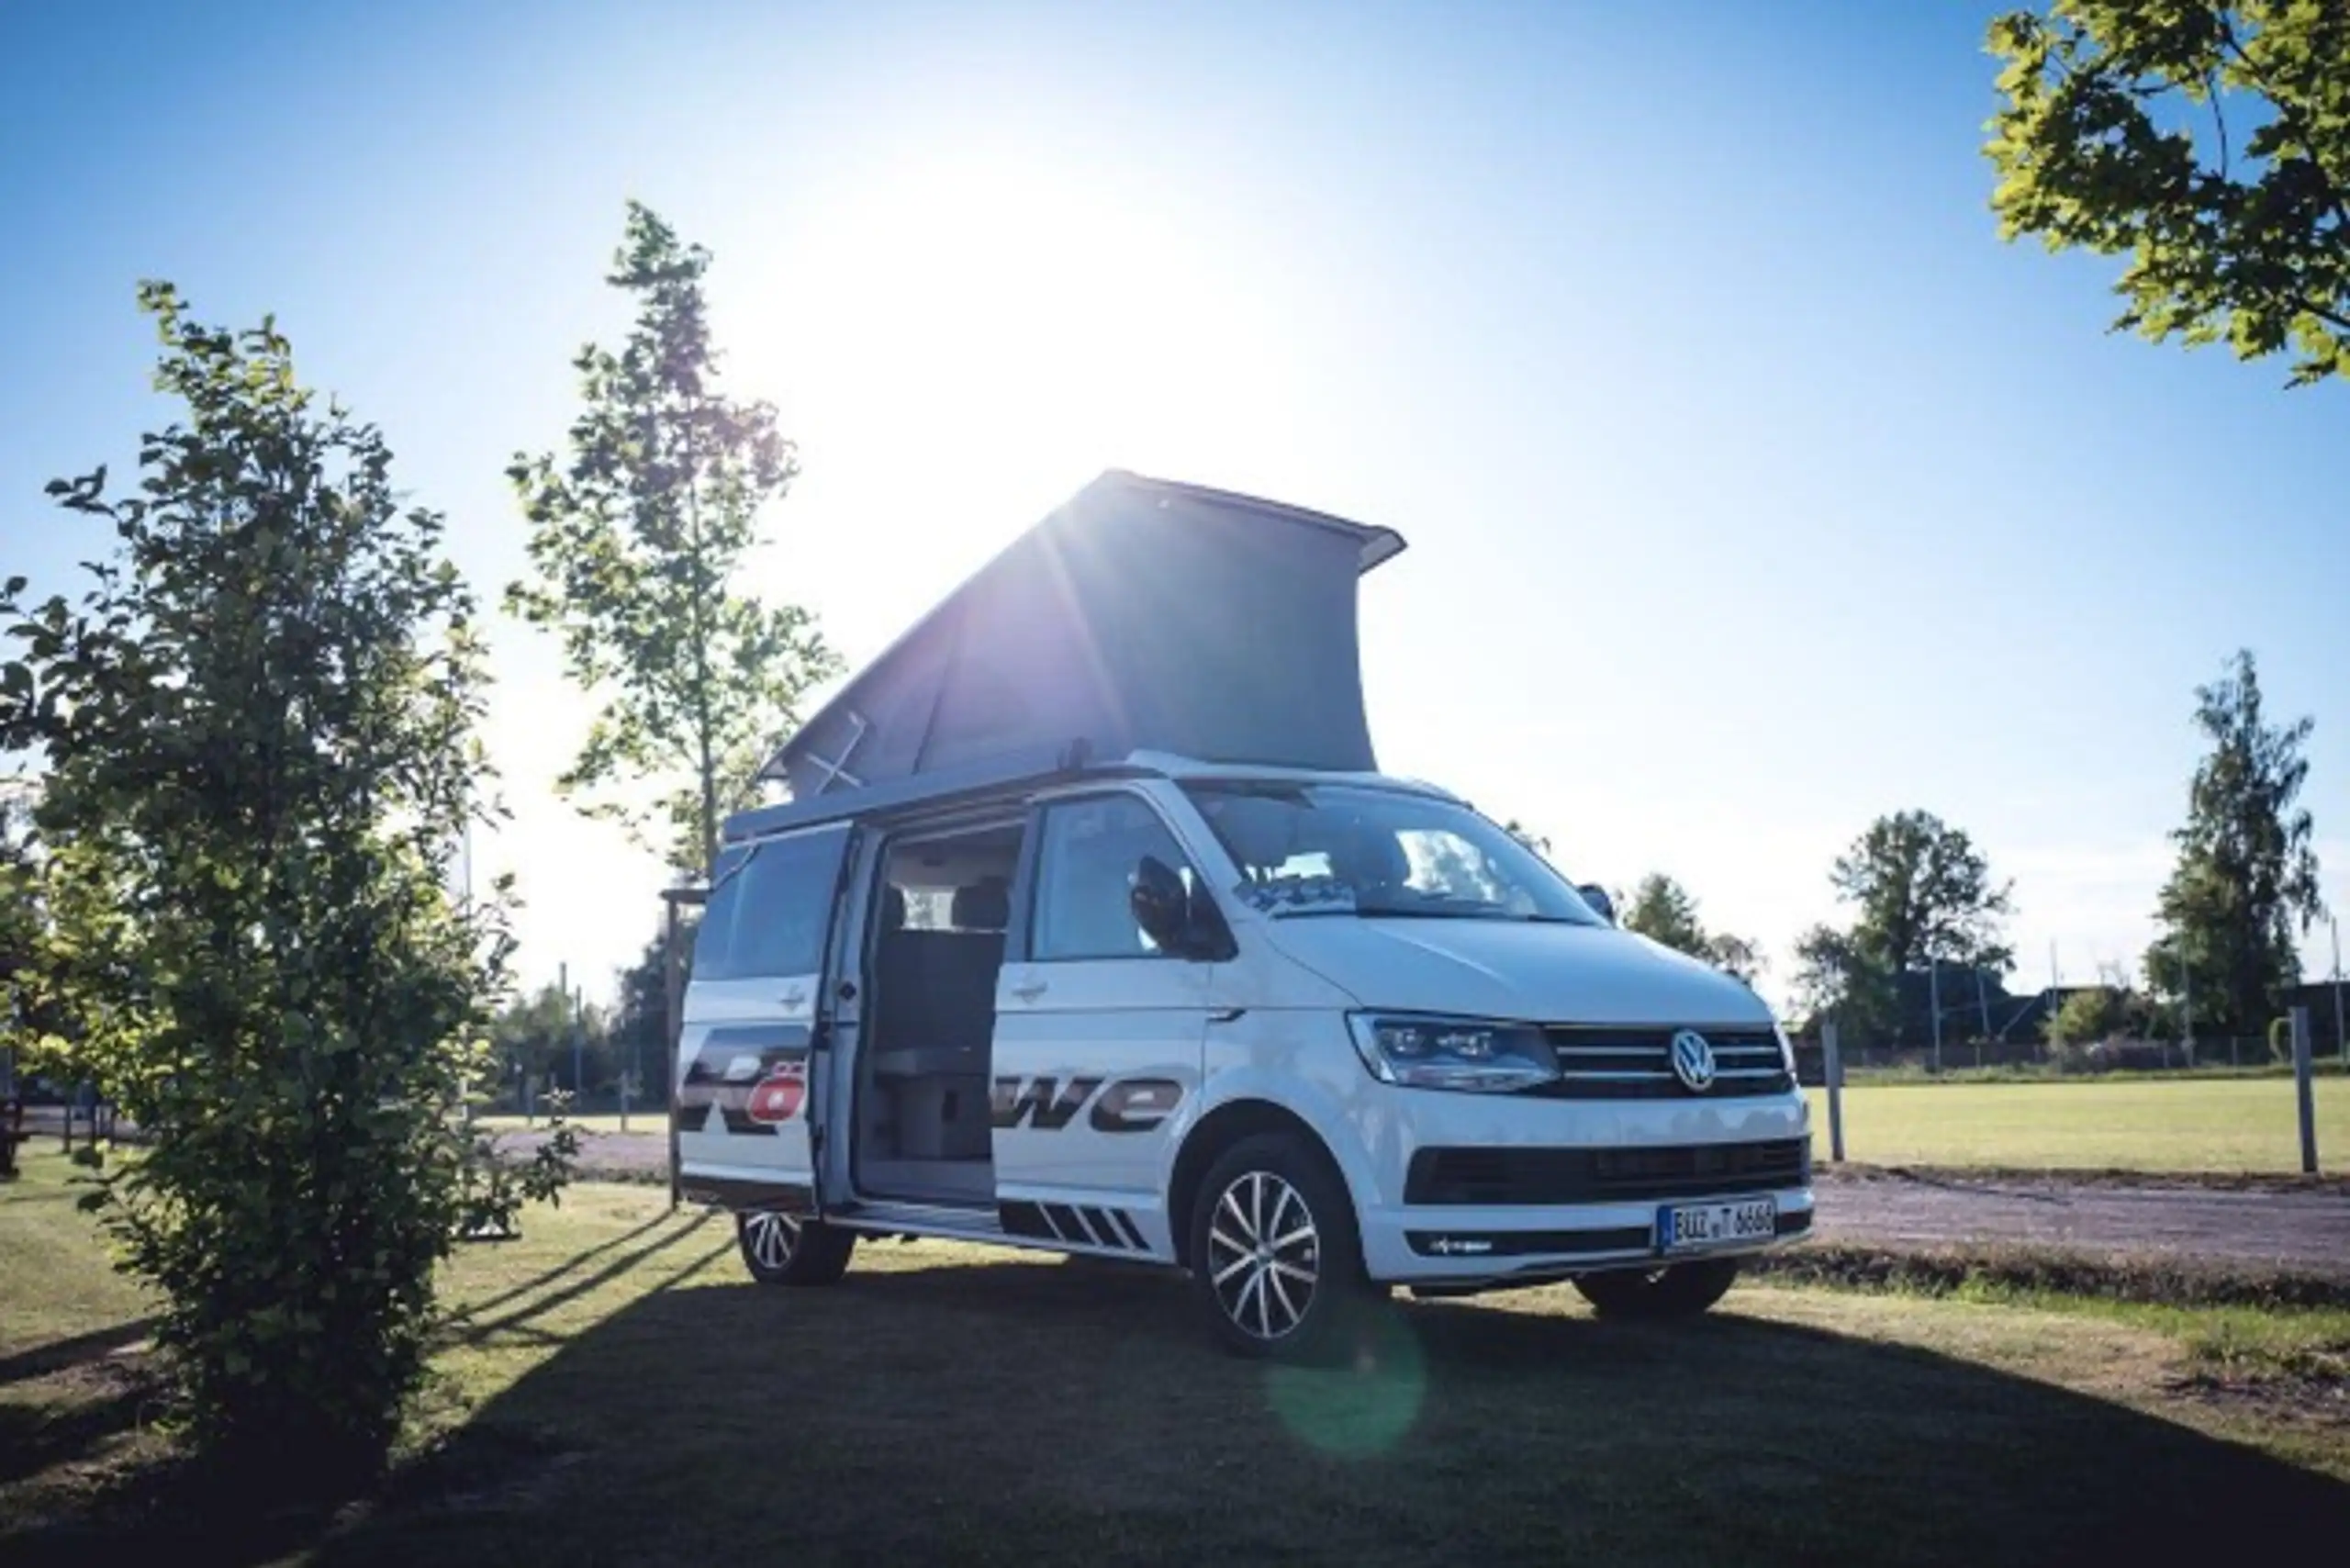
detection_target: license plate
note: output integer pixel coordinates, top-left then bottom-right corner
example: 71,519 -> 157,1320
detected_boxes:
1657,1197 -> 1776,1254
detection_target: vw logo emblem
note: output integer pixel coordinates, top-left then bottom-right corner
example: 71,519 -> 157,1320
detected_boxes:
1669,1030 -> 1717,1092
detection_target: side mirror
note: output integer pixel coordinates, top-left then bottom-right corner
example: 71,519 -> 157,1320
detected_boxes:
1577,883 -> 1616,924
1132,856 -> 1231,959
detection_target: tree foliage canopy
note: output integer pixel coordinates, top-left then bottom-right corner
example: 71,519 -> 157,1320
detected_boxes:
2143,649 -> 2323,1036
1987,2 -> 2350,385
1796,812 -> 2015,1041
1619,872 -> 1766,985
0,286 -> 515,1482
509,202 -> 839,879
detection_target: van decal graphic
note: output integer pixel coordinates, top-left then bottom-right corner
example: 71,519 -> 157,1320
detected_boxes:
677,1026 -> 811,1136
990,1075 -> 1183,1133
745,1062 -> 808,1124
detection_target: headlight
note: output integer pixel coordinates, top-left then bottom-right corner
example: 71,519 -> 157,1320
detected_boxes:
1347,1014 -> 1559,1092
1774,1024 -> 1796,1075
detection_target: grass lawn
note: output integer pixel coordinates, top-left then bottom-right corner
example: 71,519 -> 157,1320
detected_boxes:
1807,1076 -> 2348,1173
3,1146 -> 2344,1565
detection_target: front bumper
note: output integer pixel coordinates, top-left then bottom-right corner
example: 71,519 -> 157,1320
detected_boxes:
1359,1183 -> 1815,1285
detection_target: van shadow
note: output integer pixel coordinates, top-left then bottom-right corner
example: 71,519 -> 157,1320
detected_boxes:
297,1251 -> 2350,1568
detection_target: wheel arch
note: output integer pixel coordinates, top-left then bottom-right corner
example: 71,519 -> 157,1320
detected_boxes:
1166,1097 -> 1361,1270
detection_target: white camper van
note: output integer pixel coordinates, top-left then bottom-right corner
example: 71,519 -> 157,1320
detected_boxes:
677,472 -> 1810,1359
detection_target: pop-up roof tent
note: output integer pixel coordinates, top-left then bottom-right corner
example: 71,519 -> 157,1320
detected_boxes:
745,471 -> 1404,828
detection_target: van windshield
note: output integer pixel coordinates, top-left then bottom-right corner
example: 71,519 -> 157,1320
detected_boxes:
1181,782 -> 1603,924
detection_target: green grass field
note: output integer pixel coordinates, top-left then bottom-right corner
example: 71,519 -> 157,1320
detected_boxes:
3,1147 -> 2344,1565
1807,1076 -> 2349,1172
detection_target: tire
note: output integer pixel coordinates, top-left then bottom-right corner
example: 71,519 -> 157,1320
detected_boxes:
1572,1258 -> 1740,1320
736,1208 -> 856,1286
1188,1131 -> 1374,1361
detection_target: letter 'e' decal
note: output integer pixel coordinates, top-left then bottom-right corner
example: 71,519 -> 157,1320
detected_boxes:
1089,1078 -> 1183,1133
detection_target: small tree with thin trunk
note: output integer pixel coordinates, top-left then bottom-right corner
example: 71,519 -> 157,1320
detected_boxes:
509,202 -> 839,879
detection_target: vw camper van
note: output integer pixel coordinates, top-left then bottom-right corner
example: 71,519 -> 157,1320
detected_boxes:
677,472 -> 1810,1359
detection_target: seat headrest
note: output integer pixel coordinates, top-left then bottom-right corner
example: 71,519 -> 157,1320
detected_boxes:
951,876 -> 1011,932
880,886 -> 907,931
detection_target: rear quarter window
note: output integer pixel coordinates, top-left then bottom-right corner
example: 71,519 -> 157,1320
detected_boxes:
693,834 -> 842,980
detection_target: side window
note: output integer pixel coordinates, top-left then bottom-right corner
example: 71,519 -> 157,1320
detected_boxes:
692,832 -> 842,980
1032,795 -> 1199,961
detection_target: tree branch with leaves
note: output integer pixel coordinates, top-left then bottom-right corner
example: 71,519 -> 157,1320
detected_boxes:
1987,2 -> 2350,385
509,202 -> 840,880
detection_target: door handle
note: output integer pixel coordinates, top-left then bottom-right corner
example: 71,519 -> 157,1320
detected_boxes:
1011,979 -> 1048,1003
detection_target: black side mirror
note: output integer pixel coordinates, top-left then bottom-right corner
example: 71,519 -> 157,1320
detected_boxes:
1132,855 -> 1230,959
1577,883 -> 1616,924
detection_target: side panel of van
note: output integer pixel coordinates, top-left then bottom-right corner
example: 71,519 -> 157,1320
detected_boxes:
676,824 -> 854,1214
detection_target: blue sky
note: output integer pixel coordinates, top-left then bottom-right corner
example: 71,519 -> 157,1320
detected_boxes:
3,1 -> 2344,1012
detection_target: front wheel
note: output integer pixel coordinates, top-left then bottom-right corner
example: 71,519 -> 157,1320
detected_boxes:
737,1209 -> 856,1286
1189,1132 -> 1374,1361
1572,1257 -> 1740,1320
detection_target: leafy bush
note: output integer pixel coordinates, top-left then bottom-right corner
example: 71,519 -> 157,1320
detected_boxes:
1,286 -> 554,1488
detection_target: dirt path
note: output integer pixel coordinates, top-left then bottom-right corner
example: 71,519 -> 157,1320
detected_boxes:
1808,1166 -> 2350,1279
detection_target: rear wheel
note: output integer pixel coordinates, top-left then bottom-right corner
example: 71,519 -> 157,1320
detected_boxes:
736,1209 -> 856,1286
1189,1132 -> 1374,1361
1572,1258 -> 1740,1320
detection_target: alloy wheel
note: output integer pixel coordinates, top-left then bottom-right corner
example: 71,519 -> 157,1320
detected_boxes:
1205,1170 -> 1321,1341
744,1210 -> 800,1272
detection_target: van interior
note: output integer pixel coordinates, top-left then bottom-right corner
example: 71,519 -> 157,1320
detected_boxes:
854,820 -> 1024,1206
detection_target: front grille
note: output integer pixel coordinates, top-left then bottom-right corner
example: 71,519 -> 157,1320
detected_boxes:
1405,1137 -> 1811,1205
1527,1026 -> 1793,1099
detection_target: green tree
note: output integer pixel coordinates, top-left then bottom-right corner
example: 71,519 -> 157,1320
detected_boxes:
1620,872 -> 1766,986
1987,3 -> 2350,386
508,202 -> 840,879
0,286 -> 513,1484
2142,649 -> 2323,1037
1622,873 -> 1709,957
2045,985 -> 2127,1046
1795,812 -> 2015,1043
0,783 -> 42,1050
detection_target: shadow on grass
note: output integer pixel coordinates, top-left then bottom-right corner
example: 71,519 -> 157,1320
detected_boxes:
345,1258 -> 2350,1567
13,1251 -> 2349,1567
443,1212 -> 713,1346
0,1321 -> 158,1390
0,1362 -> 162,1487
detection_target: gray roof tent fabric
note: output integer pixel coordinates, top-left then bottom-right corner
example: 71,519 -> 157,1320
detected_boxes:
761,471 -> 1406,802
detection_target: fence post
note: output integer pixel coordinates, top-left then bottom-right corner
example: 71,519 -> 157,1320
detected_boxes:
664,892 -> 686,1214
2291,1007 -> 2318,1176
1822,1021 -> 1846,1165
